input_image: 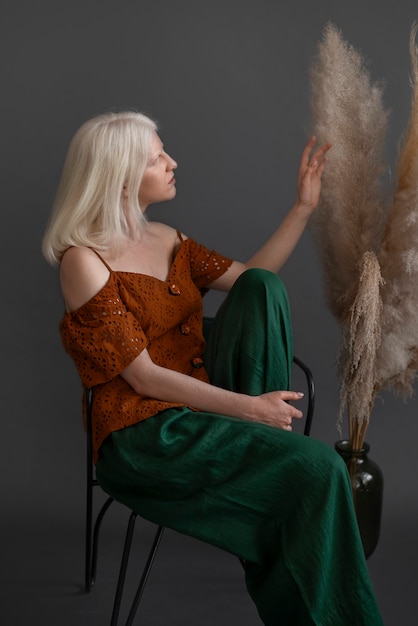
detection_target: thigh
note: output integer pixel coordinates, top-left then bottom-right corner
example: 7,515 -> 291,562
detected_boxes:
96,407 -> 342,561
204,268 -> 294,394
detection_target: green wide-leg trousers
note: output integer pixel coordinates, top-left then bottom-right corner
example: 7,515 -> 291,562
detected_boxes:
96,269 -> 383,625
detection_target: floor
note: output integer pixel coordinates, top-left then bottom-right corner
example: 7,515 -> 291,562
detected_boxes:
2,488 -> 417,626
3,505 -> 260,626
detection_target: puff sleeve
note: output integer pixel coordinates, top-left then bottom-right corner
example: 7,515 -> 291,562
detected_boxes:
60,278 -> 148,387
186,238 -> 233,291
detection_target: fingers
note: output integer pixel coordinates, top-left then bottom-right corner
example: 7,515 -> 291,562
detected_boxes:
303,135 -> 318,153
310,145 -> 332,172
301,138 -> 316,168
281,411 -> 301,431
307,136 -> 332,157
280,391 -> 304,431
302,137 -> 332,171
289,407 -> 303,420
315,156 -> 328,177
258,390 -> 304,431
315,140 -> 333,157
280,390 -> 305,403
281,409 -> 302,432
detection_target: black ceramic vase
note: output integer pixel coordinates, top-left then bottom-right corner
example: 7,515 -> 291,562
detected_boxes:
335,440 -> 383,559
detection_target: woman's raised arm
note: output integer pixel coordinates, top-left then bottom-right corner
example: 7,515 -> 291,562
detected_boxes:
209,137 -> 331,292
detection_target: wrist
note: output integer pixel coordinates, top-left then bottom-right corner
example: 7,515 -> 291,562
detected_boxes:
292,200 -> 315,221
240,394 -> 258,422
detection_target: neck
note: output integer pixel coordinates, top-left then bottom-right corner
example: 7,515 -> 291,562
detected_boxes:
123,205 -> 148,241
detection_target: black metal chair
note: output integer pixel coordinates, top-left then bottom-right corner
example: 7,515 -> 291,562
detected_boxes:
84,316 -> 315,625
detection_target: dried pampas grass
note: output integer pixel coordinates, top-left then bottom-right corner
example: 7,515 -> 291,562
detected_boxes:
309,22 -> 418,449
377,23 -> 418,396
309,23 -> 390,449
309,22 -> 390,323
338,251 -> 383,450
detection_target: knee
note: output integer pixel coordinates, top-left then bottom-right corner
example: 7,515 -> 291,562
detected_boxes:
233,268 -> 287,297
309,440 -> 350,486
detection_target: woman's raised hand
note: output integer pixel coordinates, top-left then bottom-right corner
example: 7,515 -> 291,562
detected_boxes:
297,136 -> 332,214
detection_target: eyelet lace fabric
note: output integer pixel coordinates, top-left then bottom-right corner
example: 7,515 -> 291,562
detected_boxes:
60,237 -> 233,463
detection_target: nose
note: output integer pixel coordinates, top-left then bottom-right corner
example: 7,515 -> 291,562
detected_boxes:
166,153 -> 177,170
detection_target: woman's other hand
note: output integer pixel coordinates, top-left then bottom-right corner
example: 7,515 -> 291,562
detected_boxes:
250,390 -> 304,431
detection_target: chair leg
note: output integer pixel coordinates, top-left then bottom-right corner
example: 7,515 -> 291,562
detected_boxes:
110,511 -> 138,626
85,494 -> 114,592
124,525 -> 165,626
85,479 -> 94,592
91,497 -> 114,588
85,386 -> 95,593
110,518 -> 165,626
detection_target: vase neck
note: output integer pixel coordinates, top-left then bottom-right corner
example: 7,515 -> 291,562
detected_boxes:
335,440 -> 370,458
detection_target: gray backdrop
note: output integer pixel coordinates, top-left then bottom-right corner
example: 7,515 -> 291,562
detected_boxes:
2,1 -> 418,624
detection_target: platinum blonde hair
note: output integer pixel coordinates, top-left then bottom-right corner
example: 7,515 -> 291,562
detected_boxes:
42,111 -> 157,265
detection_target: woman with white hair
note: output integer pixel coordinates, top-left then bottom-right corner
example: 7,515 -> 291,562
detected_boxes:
42,110 -> 382,625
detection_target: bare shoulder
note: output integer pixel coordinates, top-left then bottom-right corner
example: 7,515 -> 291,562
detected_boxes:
60,246 -> 108,281
60,247 -> 110,312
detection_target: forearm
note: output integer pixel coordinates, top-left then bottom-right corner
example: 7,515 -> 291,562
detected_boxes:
121,351 -> 256,421
121,349 -> 304,429
209,139 -> 331,291
246,201 -> 311,273
246,138 -> 331,273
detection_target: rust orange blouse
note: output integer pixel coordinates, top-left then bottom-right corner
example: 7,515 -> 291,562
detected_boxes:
60,234 -> 233,463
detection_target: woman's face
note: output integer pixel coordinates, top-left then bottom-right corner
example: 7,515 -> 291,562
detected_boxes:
138,132 -> 178,210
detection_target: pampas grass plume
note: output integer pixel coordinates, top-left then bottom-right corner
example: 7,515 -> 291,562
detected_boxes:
377,23 -> 418,396
339,251 -> 383,449
310,23 -> 389,323
309,23 -> 390,449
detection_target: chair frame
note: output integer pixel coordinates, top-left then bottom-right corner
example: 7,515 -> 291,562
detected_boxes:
84,318 -> 315,625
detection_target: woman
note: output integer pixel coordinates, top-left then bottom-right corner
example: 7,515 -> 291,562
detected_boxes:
42,111 -> 382,625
